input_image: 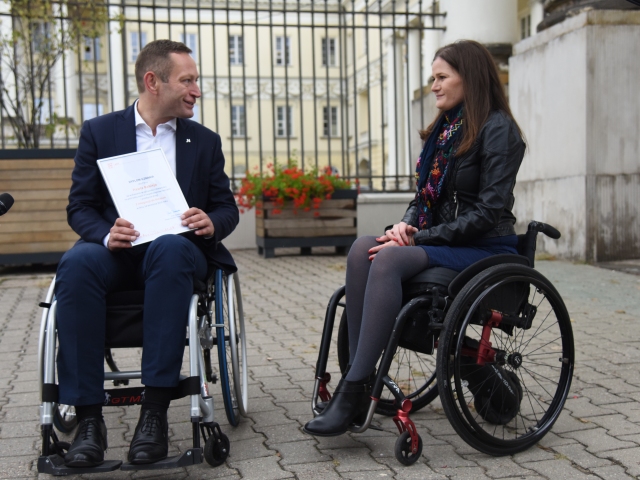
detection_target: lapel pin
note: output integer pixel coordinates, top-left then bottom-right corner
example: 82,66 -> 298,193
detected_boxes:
186,138 -> 191,143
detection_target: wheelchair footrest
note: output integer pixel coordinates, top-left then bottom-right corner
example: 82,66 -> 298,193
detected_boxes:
120,448 -> 203,471
37,454 -> 122,476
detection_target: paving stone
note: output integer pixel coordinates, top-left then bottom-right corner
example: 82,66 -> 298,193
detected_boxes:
228,454 -> 294,479
589,464 -> 637,479
283,460 -> 342,479
594,446 -> 640,477
270,439 -> 331,465
587,413 -> 640,437
561,427 -> 637,452
521,458 -> 601,479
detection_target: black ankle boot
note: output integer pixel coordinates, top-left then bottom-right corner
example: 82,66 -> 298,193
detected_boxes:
314,369 -> 375,414
304,376 -> 371,437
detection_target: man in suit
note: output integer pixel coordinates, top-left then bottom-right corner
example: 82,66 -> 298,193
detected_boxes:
55,39 -> 239,467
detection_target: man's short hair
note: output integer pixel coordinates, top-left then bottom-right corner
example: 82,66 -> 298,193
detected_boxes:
135,39 -> 192,93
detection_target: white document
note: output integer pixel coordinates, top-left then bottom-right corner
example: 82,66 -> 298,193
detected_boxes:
97,148 -> 191,246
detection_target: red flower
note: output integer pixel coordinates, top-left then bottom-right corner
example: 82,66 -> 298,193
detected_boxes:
235,160 -> 351,215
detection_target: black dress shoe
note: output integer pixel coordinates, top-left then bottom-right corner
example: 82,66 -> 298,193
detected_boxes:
64,417 -> 107,467
128,409 -> 169,464
304,377 -> 371,436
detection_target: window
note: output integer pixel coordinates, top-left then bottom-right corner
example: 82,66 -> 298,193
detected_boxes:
276,106 -> 293,137
323,106 -> 338,137
83,103 -> 104,121
131,32 -> 147,62
274,36 -> 291,66
322,38 -> 336,67
31,22 -> 51,52
520,15 -> 531,40
180,33 -> 197,59
229,35 -> 243,65
84,37 -> 101,61
231,105 -> 246,137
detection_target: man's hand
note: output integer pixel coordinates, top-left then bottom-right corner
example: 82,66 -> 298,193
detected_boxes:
377,222 -> 418,246
182,207 -> 214,237
368,238 -> 402,260
108,218 -> 139,251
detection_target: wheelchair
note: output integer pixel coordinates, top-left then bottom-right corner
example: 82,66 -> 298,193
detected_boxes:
312,221 -> 574,465
36,268 -> 248,475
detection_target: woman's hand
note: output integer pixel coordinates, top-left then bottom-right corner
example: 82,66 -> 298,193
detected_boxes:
368,238 -> 402,261
376,222 -> 418,246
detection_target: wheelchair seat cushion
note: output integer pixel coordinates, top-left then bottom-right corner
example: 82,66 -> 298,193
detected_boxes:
405,267 -> 459,287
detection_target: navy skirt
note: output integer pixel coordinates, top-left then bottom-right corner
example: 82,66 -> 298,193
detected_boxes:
419,235 -> 518,272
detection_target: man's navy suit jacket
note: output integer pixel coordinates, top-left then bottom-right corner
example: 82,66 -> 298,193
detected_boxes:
66,104 -> 239,272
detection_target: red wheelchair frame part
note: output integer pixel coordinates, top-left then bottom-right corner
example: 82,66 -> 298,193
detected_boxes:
318,372 -> 332,402
459,311 -> 503,366
392,399 -> 420,454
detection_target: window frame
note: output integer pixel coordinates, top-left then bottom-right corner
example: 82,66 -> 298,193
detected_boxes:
276,105 -> 293,137
322,37 -> 337,67
229,34 -> 244,66
231,105 -> 246,137
275,36 -> 291,66
323,105 -> 339,137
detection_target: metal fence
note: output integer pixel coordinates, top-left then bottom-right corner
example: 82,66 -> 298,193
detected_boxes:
0,0 -> 444,191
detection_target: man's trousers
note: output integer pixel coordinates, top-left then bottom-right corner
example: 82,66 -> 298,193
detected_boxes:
55,234 -> 207,406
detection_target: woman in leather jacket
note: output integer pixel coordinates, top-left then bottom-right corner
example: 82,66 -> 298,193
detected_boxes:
304,40 -> 526,437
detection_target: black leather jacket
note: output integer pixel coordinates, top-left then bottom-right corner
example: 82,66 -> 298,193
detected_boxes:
402,110 -> 525,246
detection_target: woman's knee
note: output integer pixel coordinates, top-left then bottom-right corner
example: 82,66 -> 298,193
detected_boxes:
347,236 -> 378,262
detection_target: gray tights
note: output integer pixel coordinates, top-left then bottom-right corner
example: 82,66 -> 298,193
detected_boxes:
344,236 -> 429,382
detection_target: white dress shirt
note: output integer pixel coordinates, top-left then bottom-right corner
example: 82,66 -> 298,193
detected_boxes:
103,101 -> 178,247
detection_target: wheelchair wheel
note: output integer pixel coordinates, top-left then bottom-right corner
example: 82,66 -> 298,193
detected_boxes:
436,264 -> 574,456
53,404 -> 77,434
216,271 -> 248,426
204,430 -> 230,467
227,272 -> 248,417
336,310 -> 438,417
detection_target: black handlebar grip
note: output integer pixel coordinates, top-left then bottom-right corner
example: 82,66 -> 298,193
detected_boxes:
528,221 -> 561,239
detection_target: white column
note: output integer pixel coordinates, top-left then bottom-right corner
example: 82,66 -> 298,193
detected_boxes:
108,6 -> 126,112
440,0 -> 519,45
530,0 -> 545,34
385,31 -> 407,189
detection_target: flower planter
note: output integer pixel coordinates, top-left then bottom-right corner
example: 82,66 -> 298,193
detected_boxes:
255,189 -> 357,258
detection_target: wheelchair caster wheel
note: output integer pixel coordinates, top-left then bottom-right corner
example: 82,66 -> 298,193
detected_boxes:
204,431 -> 230,467
395,431 -> 423,466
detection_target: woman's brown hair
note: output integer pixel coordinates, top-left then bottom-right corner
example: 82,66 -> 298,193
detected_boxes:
419,40 -> 523,155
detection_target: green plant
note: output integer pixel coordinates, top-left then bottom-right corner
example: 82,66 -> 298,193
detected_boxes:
236,161 -> 351,215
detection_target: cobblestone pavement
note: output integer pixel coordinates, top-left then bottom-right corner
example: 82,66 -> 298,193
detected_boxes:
1,249 -> 640,479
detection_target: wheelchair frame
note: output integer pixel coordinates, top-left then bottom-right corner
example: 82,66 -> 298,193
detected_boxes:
312,221 -> 575,465
36,269 -> 248,475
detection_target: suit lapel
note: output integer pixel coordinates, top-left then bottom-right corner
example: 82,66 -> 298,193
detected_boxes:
176,119 -> 196,197
114,104 -> 137,156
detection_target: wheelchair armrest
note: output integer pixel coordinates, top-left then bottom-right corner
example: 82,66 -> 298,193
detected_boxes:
448,254 -> 530,298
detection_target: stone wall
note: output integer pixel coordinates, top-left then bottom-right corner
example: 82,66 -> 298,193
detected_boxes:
509,10 -> 640,261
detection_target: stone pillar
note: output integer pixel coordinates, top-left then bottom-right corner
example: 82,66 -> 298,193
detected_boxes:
510,10 -> 640,261
538,0 -> 639,32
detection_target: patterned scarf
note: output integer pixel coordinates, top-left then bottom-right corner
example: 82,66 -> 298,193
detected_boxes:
415,105 -> 464,231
